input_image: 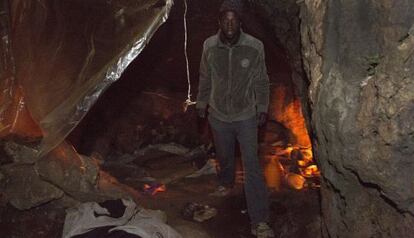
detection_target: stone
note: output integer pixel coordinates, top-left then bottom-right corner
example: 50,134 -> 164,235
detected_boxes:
35,141 -> 138,202
251,0 -> 414,236
408,23 -> 414,36
35,142 -> 99,200
1,164 -> 64,210
4,141 -> 39,164
298,0 -> 414,236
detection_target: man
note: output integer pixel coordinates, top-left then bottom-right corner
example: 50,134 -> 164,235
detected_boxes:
196,0 -> 274,237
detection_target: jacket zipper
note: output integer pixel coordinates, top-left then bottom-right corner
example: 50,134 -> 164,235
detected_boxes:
227,47 -> 233,118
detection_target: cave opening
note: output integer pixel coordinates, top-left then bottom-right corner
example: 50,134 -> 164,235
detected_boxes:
64,0 -> 321,236
2,0 -> 414,237
0,0 -> 323,237
68,0 -> 319,187
0,0 -> 319,237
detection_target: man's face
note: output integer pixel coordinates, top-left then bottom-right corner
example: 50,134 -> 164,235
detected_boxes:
219,11 -> 241,41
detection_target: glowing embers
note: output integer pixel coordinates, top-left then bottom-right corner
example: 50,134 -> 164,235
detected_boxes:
142,183 -> 166,196
285,173 -> 306,190
263,85 -> 320,190
302,165 -> 320,178
264,146 -> 320,191
290,147 -> 320,179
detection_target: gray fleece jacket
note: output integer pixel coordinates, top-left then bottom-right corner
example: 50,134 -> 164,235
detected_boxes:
196,31 -> 270,122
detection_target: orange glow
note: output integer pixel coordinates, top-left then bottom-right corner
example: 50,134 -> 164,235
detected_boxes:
0,85 -> 42,138
143,183 -> 166,196
297,160 -> 308,167
274,146 -> 294,156
264,157 -> 284,191
271,86 -> 311,148
265,85 -> 320,190
285,173 -> 306,190
301,165 -> 320,178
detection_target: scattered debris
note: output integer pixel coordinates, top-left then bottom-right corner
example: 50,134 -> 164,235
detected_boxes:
135,143 -> 190,157
181,202 -> 217,222
108,153 -> 137,164
126,176 -> 156,183
140,164 -> 198,196
158,165 -> 197,185
186,159 -> 217,178
63,199 -> 182,238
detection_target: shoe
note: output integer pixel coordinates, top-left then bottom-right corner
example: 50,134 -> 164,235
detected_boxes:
209,185 -> 231,197
251,222 -> 275,238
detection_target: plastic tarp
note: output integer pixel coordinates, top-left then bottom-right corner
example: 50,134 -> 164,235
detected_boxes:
0,0 -> 173,156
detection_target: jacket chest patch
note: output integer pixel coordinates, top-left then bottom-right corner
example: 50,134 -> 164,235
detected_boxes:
240,58 -> 250,68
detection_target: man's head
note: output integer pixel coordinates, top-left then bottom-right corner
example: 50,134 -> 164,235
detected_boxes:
219,0 -> 243,44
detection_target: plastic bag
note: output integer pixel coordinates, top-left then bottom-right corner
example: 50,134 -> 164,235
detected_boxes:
0,0 -> 173,156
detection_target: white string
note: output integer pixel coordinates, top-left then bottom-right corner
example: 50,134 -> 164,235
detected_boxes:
183,0 -> 196,112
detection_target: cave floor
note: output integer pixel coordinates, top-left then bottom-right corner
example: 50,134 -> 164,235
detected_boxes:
0,147 -> 321,238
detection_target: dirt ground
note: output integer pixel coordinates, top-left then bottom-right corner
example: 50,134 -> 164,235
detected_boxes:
0,146 -> 321,238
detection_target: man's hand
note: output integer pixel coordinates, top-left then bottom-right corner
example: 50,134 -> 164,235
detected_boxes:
197,108 -> 206,118
257,112 -> 267,127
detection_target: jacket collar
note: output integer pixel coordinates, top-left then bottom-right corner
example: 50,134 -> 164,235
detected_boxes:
217,29 -> 246,48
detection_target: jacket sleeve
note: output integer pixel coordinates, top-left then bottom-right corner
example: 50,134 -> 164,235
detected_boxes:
196,41 -> 211,109
254,43 -> 270,113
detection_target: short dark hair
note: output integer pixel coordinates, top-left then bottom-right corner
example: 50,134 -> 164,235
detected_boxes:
219,0 -> 243,18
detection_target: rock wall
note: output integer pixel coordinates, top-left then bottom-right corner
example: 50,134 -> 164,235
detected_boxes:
250,0 -> 312,127
257,0 -> 414,236
300,0 -> 414,236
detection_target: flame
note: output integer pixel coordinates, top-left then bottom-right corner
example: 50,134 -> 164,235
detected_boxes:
264,85 -> 320,190
301,165 -> 320,178
264,157 -> 284,191
270,86 -> 311,148
285,173 -> 306,190
143,183 -> 166,196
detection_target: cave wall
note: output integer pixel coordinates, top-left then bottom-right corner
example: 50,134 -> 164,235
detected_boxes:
250,0 -> 312,129
301,0 -> 414,237
257,0 -> 414,236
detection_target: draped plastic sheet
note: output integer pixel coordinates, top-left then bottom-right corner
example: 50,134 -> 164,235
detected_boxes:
0,0 -> 173,156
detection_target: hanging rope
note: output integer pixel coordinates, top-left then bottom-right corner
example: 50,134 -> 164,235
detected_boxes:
183,0 -> 196,112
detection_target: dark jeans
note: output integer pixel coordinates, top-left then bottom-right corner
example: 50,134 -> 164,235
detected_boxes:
208,115 -> 269,224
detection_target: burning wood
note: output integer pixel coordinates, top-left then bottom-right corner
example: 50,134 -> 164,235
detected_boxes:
143,183 -> 166,196
264,146 -> 320,190
285,173 -> 306,190
142,165 -> 196,196
265,84 -> 321,190
301,165 -> 320,178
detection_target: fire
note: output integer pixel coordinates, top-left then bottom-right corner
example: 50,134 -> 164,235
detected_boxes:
263,85 -> 320,190
270,86 -> 311,148
143,183 -> 166,196
301,165 -> 320,178
285,173 -> 306,190
264,157 -> 284,191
